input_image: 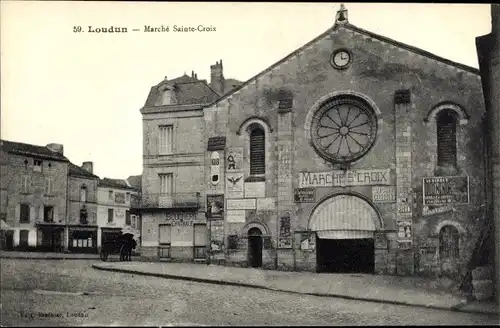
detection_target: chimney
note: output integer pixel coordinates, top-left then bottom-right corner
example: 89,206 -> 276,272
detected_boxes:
81,161 -> 93,174
210,59 -> 225,95
191,70 -> 195,78
46,143 -> 64,155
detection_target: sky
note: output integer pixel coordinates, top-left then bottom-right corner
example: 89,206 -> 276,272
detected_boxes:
0,2 -> 492,180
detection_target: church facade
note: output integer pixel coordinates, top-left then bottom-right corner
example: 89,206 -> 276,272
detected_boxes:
141,8 -> 487,279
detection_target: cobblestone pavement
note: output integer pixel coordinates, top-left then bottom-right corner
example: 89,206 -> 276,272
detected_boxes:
1,259 -> 497,326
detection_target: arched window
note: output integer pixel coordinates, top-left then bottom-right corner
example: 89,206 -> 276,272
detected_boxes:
439,225 -> 459,259
249,124 -> 265,175
437,109 -> 458,168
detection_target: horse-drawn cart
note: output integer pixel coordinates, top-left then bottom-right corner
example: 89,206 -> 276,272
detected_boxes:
99,231 -> 137,262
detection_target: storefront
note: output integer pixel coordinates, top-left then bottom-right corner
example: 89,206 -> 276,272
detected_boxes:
68,225 -> 98,254
36,223 -> 65,252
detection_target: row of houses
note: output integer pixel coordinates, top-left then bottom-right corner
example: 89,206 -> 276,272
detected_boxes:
0,140 -> 141,253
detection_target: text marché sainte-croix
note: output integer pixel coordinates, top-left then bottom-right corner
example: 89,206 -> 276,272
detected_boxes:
74,25 -> 217,33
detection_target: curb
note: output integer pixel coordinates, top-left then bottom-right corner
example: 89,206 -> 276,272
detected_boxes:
1,256 -> 101,260
91,264 -> 492,314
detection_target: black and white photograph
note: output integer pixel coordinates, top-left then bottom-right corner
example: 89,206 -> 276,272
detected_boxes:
0,2 -> 499,326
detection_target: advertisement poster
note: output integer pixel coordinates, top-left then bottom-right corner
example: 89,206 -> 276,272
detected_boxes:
210,220 -> 225,255
278,214 -> 292,248
226,173 -> 244,198
206,194 -> 224,219
423,176 -> 469,205
226,147 -> 243,172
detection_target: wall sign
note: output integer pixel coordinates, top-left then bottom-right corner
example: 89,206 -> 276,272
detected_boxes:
226,173 -> 244,198
226,210 -> 246,223
278,214 -> 292,248
397,220 -> 412,244
226,147 -> 243,172
423,176 -> 469,206
206,194 -> 224,219
245,182 -> 266,198
257,198 -> 276,211
210,152 -> 221,185
299,169 -> 391,188
372,186 -> 396,203
210,220 -> 224,255
294,188 -> 316,203
227,199 -> 256,210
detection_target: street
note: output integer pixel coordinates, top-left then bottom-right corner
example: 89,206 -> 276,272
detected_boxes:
0,259 -> 497,326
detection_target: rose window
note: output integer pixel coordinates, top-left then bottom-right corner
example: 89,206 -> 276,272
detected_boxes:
311,96 -> 378,163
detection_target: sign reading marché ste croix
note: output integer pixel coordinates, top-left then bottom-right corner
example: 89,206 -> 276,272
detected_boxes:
298,169 -> 391,188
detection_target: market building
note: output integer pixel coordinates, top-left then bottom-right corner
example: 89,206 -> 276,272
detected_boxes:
0,140 -> 69,251
141,6 -> 489,280
475,3 -> 500,301
97,177 -> 140,251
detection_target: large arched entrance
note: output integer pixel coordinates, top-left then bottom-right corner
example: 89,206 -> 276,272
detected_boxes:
309,194 -> 381,273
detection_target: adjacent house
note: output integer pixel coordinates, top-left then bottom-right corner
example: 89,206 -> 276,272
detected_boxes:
97,178 -> 140,250
138,65 -> 242,262
67,161 -> 100,253
0,140 -> 69,251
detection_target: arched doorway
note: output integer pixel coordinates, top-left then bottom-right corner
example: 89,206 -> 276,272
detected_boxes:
309,194 -> 381,273
439,225 -> 460,278
247,227 -> 263,268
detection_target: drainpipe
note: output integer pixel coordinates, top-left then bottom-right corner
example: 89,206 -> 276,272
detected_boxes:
65,163 -> 70,252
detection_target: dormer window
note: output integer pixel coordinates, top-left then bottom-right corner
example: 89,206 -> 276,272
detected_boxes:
34,159 -> 42,172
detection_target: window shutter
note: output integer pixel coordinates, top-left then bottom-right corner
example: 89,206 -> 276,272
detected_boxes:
250,129 -> 265,175
15,204 -> 20,222
38,205 -> 44,221
194,224 -> 207,246
53,206 -> 58,222
30,205 -> 35,222
437,111 -> 457,167
159,224 -> 171,244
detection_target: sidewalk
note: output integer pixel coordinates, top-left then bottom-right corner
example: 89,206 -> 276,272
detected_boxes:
92,261 -> 499,316
0,250 -> 139,260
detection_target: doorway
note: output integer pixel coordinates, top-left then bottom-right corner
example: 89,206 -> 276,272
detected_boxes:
247,227 -> 263,268
316,237 -> 375,273
5,231 -> 14,250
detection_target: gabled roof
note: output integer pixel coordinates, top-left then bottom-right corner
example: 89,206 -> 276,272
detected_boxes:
99,177 -> 137,191
209,23 -> 480,107
69,162 -> 99,179
143,75 -> 220,108
126,175 -> 142,191
0,139 -> 69,162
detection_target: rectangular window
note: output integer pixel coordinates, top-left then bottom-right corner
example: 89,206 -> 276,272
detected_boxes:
126,192 -> 130,202
125,210 -> 131,225
43,206 -> 54,223
250,128 -> 266,175
159,173 -> 173,195
131,215 -> 136,228
159,125 -> 174,154
21,176 -> 30,193
80,187 -> 87,202
108,190 -> 113,200
159,224 -> 171,245
44,178 -> 53,195
33,159 -> 43,172
19,230 -> 29,248
107,208 -> 114,223
20,204 -> 30,223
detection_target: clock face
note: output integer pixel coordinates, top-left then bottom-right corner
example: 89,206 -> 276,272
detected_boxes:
332,50 -> 351,69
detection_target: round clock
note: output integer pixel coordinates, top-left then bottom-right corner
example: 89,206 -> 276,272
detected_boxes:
331,49 -> 352,69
